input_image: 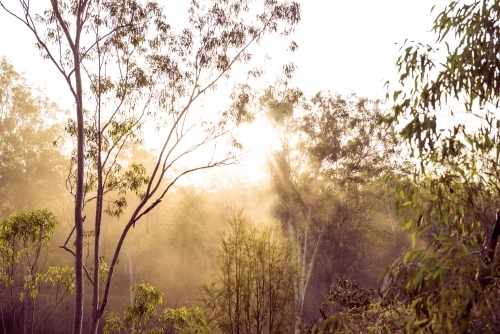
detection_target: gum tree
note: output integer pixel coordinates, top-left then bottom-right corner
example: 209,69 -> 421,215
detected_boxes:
386,0 -> 500,331
200,211 -> 296,334
0,57 -> 67,219
266,92 -> 401,331
0,209 -> 74,334
0,1 -> 301,333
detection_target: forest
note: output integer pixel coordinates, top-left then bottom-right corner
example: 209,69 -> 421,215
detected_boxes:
1,0 -> 500,333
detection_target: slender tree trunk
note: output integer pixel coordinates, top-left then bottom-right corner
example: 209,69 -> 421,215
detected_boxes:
90,69 -> 104,334
72,47 -> 85,333
51,1 -> 86,331
482,209 -> 500,265
30,296 -> 35,334
89,169 -> 103,334
124,249 -> 136,332
0,300 -> 6,334
22,292 -> 28,334
293,206 -> 325,334
49,1 -> 85,332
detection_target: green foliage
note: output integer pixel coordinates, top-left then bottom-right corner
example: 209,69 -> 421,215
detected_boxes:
104,282 -> 164,334
162,307 -> 212,334
386,0 -> 500,165
383,174 -> 500,333
19,264 -> 75,301
0,208 -> 59,293
306,279 -> 410,334
104,286 -> 212,334
125,283 -> 163,327
43,265 -> 76,294
2,0 -> 303,329
0,209 -> 58,247
200,210 -> 296,334
299,93 -> 398,182
0,209 -> 59,299
385,0 -> 500,332
0,209 -> 75,333
65,116 -> 152,219
104,312 -> 127,334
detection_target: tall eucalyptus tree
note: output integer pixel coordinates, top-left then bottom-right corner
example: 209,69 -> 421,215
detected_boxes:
386,0 -> 500,330
0,1 -> 301,332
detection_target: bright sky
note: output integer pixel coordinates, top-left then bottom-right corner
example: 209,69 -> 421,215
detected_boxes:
0,0 -> 448,184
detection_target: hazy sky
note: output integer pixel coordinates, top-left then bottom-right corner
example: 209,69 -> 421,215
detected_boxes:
0,1 -> 446,98
0,0 -> 448,182
289,0 -> 444,97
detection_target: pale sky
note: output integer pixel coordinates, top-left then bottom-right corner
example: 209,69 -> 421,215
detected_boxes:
0,0 -> 448,184
0,1 -> 445,99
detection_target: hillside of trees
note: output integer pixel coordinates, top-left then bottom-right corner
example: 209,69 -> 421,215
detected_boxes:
1,0 -> 500,333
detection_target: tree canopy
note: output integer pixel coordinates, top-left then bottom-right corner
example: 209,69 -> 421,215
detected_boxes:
0,0 -> 302,332
383,0 -> 500,332
0,57 -> 67,219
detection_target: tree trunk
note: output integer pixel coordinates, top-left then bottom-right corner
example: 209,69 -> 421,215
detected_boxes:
482,209 -> 500,265
49,2 -> 86,332
22,293 -> 29,334
0,301 -> 6,334
48,2 -> 85,333
72,55 -> 85,334
90,100 -> 104,334
293,206 -> 325,334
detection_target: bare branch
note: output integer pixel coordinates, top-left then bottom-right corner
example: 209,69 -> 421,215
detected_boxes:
59,245 -> 94,285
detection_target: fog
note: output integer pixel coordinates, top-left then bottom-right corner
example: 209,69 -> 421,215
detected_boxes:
0,1 -> 421,332
0,59 -> 409,332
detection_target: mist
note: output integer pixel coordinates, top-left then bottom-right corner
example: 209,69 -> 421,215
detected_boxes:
0,57 -> 410,333
3,0 -> 493,333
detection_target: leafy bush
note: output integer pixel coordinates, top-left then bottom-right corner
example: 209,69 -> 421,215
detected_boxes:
306,279 -> 411,334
